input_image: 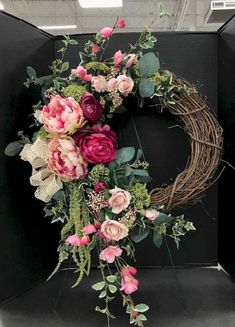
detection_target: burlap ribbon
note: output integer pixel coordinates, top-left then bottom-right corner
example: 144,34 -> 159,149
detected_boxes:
20,138 -> 63,202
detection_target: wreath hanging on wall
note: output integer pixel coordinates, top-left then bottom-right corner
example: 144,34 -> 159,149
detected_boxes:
5,18 -> 223,326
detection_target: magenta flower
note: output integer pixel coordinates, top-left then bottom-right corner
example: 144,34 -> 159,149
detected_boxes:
80,92 -> 102,123
101,27 -> 113,38
117,18 -> 126,29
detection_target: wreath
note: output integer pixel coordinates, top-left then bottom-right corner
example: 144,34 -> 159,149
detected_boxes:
5,18 -> 223,327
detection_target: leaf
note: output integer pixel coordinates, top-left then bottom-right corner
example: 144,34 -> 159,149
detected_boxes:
114,105 -> 127,114
69,39 -> 78,45
38,75 -> 54,86
139,52 -> 160,77
130,226 -> 149,243
136,149 -> 143,160
116,147 -> 135,165
53,79 -> 60,90
92,281 -> 105,291
26,66 -> 37,79
154,212 -> 172,225
133,169 -> 149,177
125,166 -> 132,177
61,61 -> 69,72
4,141 -> 24,156
153,231 -> 163,248
138,314 -> 147,321
139,79 -> 155,98
184,221 -> 196,231
52,190 -> 65,201
99,291 -> 106,298
106,275 -> 117,283
135,303 -> 149,313
108,285 -> 117,294
95,306 -> 107,314
87,234 -> 98,250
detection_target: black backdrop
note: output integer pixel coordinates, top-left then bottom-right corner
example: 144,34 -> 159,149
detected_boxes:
1,11 -> 234,304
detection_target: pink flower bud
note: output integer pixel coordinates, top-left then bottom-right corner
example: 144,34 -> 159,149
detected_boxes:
101,27 -> 113,38
117,18 -> 126,29
94,182 -> 106,193
80,235 -> 90,246
92,44 -> 100,54
83,224 -> 97,234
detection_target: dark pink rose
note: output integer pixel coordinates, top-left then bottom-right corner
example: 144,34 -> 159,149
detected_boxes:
101,27 -> 113,38
80,92 -> 102,123
94,182 -> 106,192
74,125 -> 117,164
92,44 -> 100,54
117,18 -> 126,29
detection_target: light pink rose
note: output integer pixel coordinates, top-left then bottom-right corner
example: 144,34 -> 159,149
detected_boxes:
116,75 -> 134,96
117,18 -> 126,29
125,54 -> 137,69
120,275 -> 139,294
100,245 -> 122,263
106,78 -> 117,92
144,209 -> 160,221
92,44 -> 100,54
48,137 -> 87,181
38,95 -> 86,134
66,235 -> 80,246
101,27 -> 113,38
114,50 -> 124,66
92,75 -> 107,93
71,66 -> 92,81
101,220 -> 128,241
108,187 -> 131,214
83,224 -> 97,234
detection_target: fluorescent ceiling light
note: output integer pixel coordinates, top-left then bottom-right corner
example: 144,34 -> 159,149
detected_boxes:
78,0 -> 123,8
0,2 -> 4,10
37,25 -> 77,30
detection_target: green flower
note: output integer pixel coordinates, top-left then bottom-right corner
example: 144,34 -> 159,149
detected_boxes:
37,127 -> 48,140
130,183 -> 150,210
63,84 -> 87,102
88,164 -> 110,184
85,61 -> 110,73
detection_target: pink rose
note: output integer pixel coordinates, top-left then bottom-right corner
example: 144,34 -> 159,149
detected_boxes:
66,235 -> 80,246
48,137 -> 87,181
144,209 -> 160,221
108,187 -> 131,214
120,275 -> 139,294
101,220 -> 128,241
94,181 -> 106,193
79,235 -> 90,246
101,27 -> 113,38
74,124 -> 117,164
117,18 -> 126,29
92,75 -> 107,92
92,44 -> 100,54
38,95 -> 86,134
114,50 -> 124,66
80,92 -> 102,123
71,66 -> 92,81
83,224 -> 97,234
125,54 -> 137,69
107,78 -> 117,92
116,75 -> 134,96
121,266 -> 137,277
100,245 -> 122,263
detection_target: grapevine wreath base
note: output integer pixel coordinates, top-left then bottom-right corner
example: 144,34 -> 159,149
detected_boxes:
5,18 -> 223,327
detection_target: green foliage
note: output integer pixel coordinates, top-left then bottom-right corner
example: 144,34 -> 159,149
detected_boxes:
116,147 -> 136,165
139,52 -> 160,78
89,164 -> 110,184
92,281 -> 105,291
130,183 -> 151,210
130,225 -> 149,243
153,230 -> 163,248
139,79 -> 155,98
63,84 -> 87,102
4,141 -> 24,156
85,61 -> 110,73
134,304 -> 149,313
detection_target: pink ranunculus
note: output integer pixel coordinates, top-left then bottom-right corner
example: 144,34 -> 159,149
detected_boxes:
92,44 -> 100,54
66,235 -> 80,246
80,235 -> 90,246
71,66 -> 92,81
38,95 -> 86,134
94,181 -> 106,193
116,75 -> 134,96
117,18 -> 126,29
106,78 -> 117,92
48,137 -> 87,181
108,187 -> 131,214
144,209 -> 160,221
125,54 -> 137,69
101,27 -> 113,38
121,266 -> 137,277
80,92 -> 102,123
92,75 -> 107,93
74,124 -> 117,164
114,50 -> 124,66
120,275 -> 139,294
83,224 -> 97,234
101,220 -> 128,241
100,245 -> 123,263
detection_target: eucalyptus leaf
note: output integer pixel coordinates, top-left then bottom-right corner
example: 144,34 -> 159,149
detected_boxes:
139,79 -> 155,98
116,147 -> 135,165
130,226 -> 149,243
139,52 -> 160,77
136,149 -> 143,160
26,66 -> 37,79
133,169 -> 149,177
153,231 -> 163,248
61,61 -> 69,72
154,212 -> 173,225
4,141 -> 24,156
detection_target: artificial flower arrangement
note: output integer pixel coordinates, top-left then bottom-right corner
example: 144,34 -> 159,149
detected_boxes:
5,18 -> 196,326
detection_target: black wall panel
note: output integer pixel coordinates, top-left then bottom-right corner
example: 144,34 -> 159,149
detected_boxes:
0,13 -> 58,303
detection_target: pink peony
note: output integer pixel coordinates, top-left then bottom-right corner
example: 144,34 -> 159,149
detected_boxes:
71,66 -> 92,81
83,224 -> 97,234
108,187 -> 131,214
66,235 -> 80,246
107,78 -> 117,92
101,27 -> 113,38
38,95 -> 86,135
92,44 -> 100,54
100,245 -> 122,263
114,50 -> 124,66
94,181 -> 106,193
125,54 -> 137,69
74,124 -> 117,164
144,209 -> 160,221
80,92 -> 102,123
101,220 -> 128,241
116,75 -> 134,96
92,75 -> 107,93
117,18 -> 126,29
48,137 -> 87,181
120,275 -> 139,294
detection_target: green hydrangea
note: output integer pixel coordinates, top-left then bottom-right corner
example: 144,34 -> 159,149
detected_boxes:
85,61 -> 110,73
130,183 -> 150,210
37,127 -> 48,140
63,84 -> 87,102
88,164 -> 110,183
